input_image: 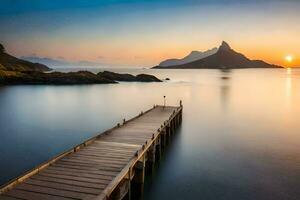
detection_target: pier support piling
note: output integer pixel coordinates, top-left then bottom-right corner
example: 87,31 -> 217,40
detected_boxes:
155,137 -> 162,162
131,159 -> 145,200
146,145 -> 156,174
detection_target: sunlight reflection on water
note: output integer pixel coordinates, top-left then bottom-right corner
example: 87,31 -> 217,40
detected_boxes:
0,68 -> 300,199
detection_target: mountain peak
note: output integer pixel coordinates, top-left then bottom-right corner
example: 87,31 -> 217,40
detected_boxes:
0,43 -> 5,53
219,41 -> 231,51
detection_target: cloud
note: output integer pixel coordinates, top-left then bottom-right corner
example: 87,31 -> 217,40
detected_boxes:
28,53 -> 37,57
57,56 -> 65,60
97,56 -> 105,59
134,56 -> 143,59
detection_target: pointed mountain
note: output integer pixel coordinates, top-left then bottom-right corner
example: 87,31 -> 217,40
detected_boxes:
158,48 -> 218,67
153,41 -> 282,69
219,41 -> 232,51
0,44 -> 51,72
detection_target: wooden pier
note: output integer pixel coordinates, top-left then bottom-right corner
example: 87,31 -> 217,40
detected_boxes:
0,102 -> 183,200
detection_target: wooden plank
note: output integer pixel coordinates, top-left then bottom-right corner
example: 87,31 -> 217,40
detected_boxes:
88,144 -> 139,151
52,163 -> 120,173
86,145 -> 138,152
71,152 -> 131,161
66,153 -> 129,163
54,161 -> 122,172
25,179 -> 102,195
100,135 -> 151,141
111,129 -> 154,134
74,152 -> 133,161
43,168 -> 113,181
82,148 -> 137,156
99,136 -> 148,142
84,146 -> 136,153
65,155 -> 128,165
120,128 -> 158,132
16,184 -> 96,200
112,131 -> 155,136
93,141 -> 141,148
80,149 -> 135,156
59,158 -> 126,169
99,138 -> 146,145
48,166 -> 117,177
0,196 -> 21,200
31,175 -> 106,189
37,172 -> 111,185
5,189 -> 73,200
106,134 -> 152,139
58,158 -> 124,167
79,148 -> 135,155
118,127 -> 157,131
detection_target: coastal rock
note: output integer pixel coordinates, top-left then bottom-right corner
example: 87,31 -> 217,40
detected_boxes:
135,74 -> 162,82
97,71 -> 162,82
98,71 -> 137,82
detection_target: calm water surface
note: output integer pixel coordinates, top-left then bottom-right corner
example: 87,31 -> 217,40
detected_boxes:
0,68 -> 300,200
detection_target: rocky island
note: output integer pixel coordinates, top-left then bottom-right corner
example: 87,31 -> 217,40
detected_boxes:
98,71 -> 161,82
153,41 -> 283,69
0,44 -> 161,85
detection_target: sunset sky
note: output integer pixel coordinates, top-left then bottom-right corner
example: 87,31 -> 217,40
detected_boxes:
1,0 -> 300,67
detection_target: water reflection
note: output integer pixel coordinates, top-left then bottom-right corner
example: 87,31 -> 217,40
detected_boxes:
285,68 -> 292,109
219,69 -> 232,111
0,69 -> 300,200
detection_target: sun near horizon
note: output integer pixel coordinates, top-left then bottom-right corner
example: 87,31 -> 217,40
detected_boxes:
285,55 -> 294,63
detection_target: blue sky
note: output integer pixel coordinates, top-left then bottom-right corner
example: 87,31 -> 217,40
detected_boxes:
1,0 -> 300,67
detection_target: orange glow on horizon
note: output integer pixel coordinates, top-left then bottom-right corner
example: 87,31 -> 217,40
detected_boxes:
6,39 -> 300,68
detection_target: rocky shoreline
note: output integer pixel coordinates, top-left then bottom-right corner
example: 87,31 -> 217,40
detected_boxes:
0,70 -> 162,85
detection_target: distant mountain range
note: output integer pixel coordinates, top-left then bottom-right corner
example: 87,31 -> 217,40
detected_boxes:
0,44 -> 51,72
21,56 -> 103,67
159,48 -> 218,67
154,41 -> 282,69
